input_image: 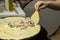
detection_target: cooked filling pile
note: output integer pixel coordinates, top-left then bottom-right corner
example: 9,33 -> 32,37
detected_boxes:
8,17 -> 37,29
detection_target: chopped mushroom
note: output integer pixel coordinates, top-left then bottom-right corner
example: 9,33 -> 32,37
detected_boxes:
8,22 -> 15,28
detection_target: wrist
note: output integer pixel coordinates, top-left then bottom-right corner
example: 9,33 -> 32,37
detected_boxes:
46,1 -> 55,8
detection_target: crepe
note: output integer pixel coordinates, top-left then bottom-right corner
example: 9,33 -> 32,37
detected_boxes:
0,17 -> 40,39
31,11 -> 40,24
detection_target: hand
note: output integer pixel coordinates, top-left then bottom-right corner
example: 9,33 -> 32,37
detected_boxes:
34,1 -> 50,11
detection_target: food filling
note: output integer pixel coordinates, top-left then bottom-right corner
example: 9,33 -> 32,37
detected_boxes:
8,17 -> 37,29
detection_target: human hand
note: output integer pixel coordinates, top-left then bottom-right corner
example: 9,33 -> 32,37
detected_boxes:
34,1 -> 50,11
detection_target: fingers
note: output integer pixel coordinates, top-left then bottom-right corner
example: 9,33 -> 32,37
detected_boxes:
34,1 -> 48,11
34,1 -> 41,11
